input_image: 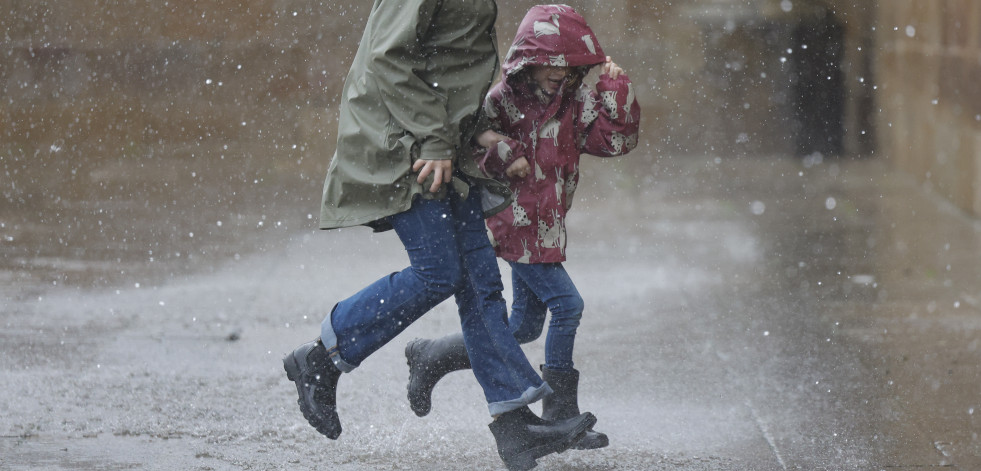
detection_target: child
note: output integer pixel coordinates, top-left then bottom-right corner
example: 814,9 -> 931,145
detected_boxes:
283,1 -> 597,469
406,4 -> 640,450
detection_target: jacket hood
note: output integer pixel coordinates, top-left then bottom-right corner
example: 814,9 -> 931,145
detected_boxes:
501,4 -> 606,82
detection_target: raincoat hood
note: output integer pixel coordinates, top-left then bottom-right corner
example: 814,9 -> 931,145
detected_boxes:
501,4 -> 606,83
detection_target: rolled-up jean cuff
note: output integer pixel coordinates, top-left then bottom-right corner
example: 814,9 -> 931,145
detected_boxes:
321,310 -> 356,373
486,382 -> 554,416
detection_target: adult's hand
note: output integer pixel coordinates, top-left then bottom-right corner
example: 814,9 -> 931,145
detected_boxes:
413,159 -> 453,193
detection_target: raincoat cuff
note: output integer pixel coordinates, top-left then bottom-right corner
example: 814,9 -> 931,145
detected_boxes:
479,138 -> 524,178
418,138 -> 456,160
596,72 -> 631,93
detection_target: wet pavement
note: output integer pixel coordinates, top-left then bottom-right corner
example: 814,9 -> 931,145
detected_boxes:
2,152 -> 980,470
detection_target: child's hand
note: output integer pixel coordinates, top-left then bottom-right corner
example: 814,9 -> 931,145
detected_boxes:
601,56 -> 624,80
505,157 -> 531,179
476,129 -> 508,149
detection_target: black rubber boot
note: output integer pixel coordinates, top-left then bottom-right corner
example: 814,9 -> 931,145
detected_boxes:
489,406 -> 596,471
283,338 -> 343,439
541,367 -> 609,450
405,333 -> 472,417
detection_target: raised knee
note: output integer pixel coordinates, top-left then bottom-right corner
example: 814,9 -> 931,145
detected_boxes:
570,295 -> 584,318
512,322 -> 545,344
554,295 -> 584,326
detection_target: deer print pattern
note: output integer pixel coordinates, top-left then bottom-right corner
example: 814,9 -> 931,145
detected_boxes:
533,14 -> 561,37
538,210 -> 566,253
500,95 -> 523,124
554,168 -> 565,202
579,87 -> 600,126
623,82 -> 636,123
601,90 -> 619,120
495,140 -> 512,163
610,131 -> 626,154
581,35 -> 597,55
517,239 -> 532,264
564,167 -> 579,210
539,118 -> 561,146
511,187 -> 532,227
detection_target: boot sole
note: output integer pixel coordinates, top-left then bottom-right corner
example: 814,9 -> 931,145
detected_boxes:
283,352 -> 301,382
283,352 -> 342,440
404,340 -> 432,417
504,413 -> 596,471
571,429 -> 609,449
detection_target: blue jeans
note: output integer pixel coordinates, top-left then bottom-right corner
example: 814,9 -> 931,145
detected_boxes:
321,189 -> 550,416
507,262 -> 584,371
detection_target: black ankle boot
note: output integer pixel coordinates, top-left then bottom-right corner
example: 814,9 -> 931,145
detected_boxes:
489,406 -> 596,471
283,338 -> 343,439
405,333 -> 472,417
541,367 -> 609,450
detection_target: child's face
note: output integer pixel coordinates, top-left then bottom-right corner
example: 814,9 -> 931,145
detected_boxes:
528,65 -> 572,97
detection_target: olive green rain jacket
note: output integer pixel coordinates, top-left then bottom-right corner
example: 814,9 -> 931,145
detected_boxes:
319,0 -> 510,231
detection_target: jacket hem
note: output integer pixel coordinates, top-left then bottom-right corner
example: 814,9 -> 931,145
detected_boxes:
319,203 -> 415,231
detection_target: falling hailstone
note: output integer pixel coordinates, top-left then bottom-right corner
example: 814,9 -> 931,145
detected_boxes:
825,197 -> 837,210
850,274 -> 875,285
750,201 -> 766,215
781,0 -> 793,13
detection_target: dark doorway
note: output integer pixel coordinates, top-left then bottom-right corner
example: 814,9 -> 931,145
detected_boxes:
791,8 -> 845,157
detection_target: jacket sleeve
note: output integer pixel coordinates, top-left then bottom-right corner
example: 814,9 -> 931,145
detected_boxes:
364,0 -> 455,161
477,138 -> 525,179
475,92 -> 524,178
579,73 -> 641,157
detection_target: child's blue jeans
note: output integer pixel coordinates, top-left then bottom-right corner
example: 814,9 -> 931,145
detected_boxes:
507,262 -> 584,371
320,188 -> 550,416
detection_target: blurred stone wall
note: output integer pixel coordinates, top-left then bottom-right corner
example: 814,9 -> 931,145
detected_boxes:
875,0 -> 981,216
2,1 -> 881,168
0,0 -> 369,172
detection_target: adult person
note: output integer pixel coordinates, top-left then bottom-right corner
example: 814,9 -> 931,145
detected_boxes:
281,1 -> 595,469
